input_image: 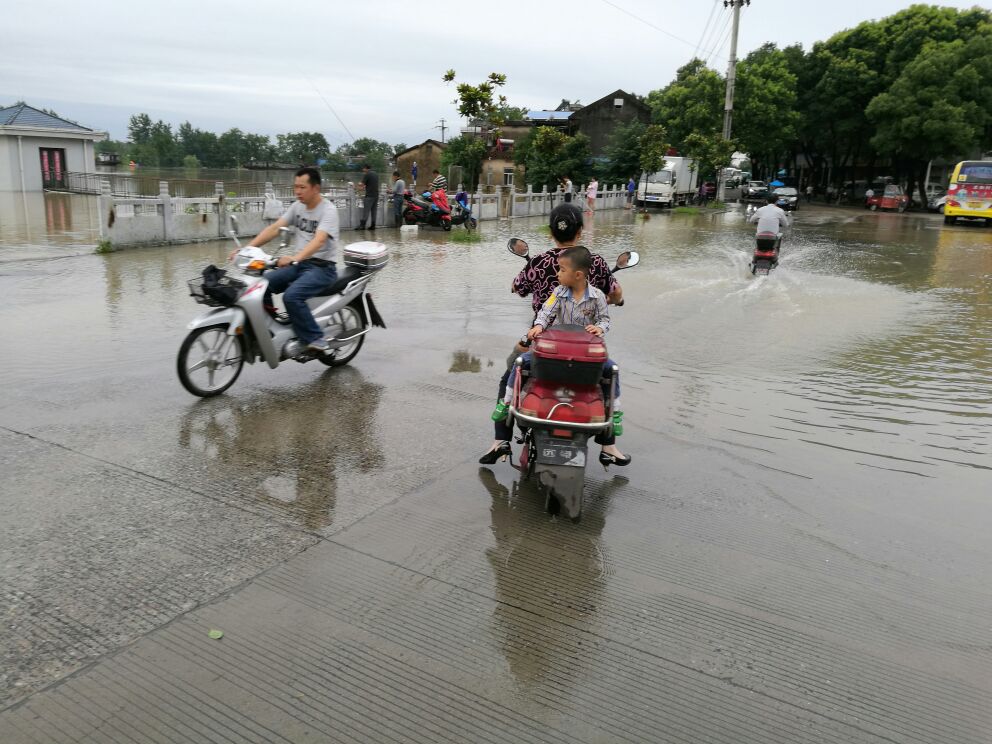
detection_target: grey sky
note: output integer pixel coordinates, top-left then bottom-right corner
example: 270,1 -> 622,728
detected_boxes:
1,1 -> 982,146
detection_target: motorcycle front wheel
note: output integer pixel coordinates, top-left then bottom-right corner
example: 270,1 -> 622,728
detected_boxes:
177,324 -> 246,397
318,305 -> 365,368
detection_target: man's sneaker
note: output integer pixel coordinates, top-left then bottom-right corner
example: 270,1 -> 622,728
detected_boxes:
491,401 -> 509,422
612,410 -> 624,437
307,339 -> 331,354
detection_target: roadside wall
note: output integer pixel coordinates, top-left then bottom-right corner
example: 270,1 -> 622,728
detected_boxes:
97,178 -> 631,247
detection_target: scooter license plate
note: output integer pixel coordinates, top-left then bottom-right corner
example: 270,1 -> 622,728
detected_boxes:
537,438 -> 586,467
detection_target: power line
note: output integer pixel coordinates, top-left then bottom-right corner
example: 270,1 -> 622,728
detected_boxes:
599,0 -> 727,63
705,13 -> 734,66
305,77 -> 356,143
694,0 -> 721,59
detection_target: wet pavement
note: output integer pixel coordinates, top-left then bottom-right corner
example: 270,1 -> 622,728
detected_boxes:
1,201 -> 991,742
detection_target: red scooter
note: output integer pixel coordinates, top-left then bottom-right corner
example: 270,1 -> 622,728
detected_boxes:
751,231 -> 781,276
503,239 -> 639,521
402,189 -> 452,230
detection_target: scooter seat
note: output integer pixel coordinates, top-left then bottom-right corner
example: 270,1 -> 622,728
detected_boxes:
320,266 -> 363,297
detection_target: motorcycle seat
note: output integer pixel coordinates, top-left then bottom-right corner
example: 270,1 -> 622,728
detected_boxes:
320,266 -> 363,297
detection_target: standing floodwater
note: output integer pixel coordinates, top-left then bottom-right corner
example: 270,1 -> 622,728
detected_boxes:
1,202 -> 990,742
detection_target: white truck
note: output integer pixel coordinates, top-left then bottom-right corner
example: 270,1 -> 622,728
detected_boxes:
636,156 -> 698,207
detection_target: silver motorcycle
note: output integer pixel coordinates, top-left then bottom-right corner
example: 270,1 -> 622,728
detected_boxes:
177,218 -> 387,397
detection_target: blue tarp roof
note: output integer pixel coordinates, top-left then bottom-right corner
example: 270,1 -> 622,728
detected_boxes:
525,111 -> 573,120
0,103 -> 93,131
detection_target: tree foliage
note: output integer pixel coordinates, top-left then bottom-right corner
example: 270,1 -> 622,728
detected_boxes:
440,135 -> 487,189
514,127 -> 592,191
646,59 -> 723,150
602,121 -> 646,183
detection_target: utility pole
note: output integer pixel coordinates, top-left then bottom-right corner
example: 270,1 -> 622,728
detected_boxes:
436,118 -> 448,143
717,0 -> 748,204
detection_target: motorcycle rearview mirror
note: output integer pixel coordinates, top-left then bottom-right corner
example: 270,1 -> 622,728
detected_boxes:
507,238 -> 530,259
613,251 -> 639,271
278,226 -> 292,249
227,215 -> 242,248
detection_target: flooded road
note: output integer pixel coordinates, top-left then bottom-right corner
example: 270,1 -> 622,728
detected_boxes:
1,202 -> 990,742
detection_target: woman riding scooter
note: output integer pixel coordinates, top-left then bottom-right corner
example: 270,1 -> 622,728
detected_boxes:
480,203 -> 630,467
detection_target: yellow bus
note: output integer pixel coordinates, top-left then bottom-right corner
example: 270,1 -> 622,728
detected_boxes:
944,160 -> 992,225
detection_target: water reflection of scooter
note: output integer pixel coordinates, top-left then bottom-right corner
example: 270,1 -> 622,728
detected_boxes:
479,467 -> 607,687
177,368 -> 384,530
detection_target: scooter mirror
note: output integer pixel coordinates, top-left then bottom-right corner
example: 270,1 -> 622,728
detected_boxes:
613,251 -> 639,271
229,215 -> 240,233
507,238 -> 529,258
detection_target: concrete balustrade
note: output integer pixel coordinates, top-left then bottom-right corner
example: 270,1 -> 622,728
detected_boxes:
97,178 -> 631,247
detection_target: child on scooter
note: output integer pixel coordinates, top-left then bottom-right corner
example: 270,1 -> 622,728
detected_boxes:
480,246 -> 631,468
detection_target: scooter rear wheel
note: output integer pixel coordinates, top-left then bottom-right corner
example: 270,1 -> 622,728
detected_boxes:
177,324 -> 246,397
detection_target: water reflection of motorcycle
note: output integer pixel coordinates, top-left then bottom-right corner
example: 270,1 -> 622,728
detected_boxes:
177,217 -> 388,397
402,189 -> 452,230
500,238 -> 640,523
177,368 -> 384,531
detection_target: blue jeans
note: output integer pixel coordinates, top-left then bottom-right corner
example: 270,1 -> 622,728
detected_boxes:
263,261 -> 338,344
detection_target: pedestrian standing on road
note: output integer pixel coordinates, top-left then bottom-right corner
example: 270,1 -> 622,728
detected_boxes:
430,169 -> 448,193
864,186 -> 875,207
626,176 -> 636,209
585,177 -> 598,212
564,176 -> 574,203
392,170 -> 406,225
411,160 -> 418,189
805,184 -> 813,203
357,164 -> 379,230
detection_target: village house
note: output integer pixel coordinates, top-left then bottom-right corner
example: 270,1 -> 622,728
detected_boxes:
0,103 -> 106,191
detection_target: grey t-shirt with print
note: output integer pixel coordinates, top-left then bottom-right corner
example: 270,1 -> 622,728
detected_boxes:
281,198 -> 340,262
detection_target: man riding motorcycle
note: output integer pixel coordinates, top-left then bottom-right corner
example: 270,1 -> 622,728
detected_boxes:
747,192 -> 790,261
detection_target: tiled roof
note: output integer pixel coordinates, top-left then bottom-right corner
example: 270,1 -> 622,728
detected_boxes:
0,103 -> 93,131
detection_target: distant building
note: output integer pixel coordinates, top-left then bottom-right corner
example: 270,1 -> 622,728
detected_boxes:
569,89 -> 651,156
394,139 -> 446,188
0,103 -> 106,191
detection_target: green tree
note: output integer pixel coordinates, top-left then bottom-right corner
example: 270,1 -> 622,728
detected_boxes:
639,124 -> 671,180
514,127 -> 592,191
733,44 -> 800,178
342,137 -> 394,171
242,133 -> 276,164
646,59 -> 723,151
440,135 -> 487,189
602,121 -> 646,183
867,28 -> 992,201
217,128 -> 246,167
127,113 -> 153,145
683,132 -> 737,184
276,132 -> 330,164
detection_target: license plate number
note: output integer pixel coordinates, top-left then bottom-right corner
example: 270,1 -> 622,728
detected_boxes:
538,440 -> 586,467
968,201 -> 983,209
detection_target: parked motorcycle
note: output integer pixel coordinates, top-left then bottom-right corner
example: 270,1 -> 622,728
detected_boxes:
402,189 -> 452,230
177,217 -> 387,397
750,231 -> 781,276
449,190 -> 478,230
501,238 -> 640,522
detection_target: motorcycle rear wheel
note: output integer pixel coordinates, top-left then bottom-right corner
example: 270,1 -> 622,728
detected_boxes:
442,221 -> 452,231
318,305 -> 365,367
177,324 -> 246,397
